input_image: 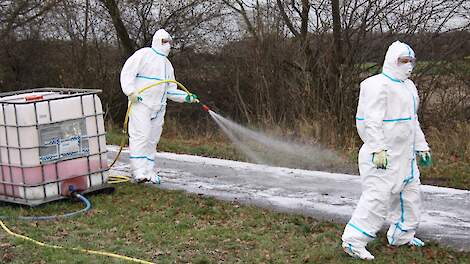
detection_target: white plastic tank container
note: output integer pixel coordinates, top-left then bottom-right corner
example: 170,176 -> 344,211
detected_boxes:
0,88 -> 109,205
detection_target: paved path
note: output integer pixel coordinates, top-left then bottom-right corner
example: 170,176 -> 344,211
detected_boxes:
108,146 -> 470,252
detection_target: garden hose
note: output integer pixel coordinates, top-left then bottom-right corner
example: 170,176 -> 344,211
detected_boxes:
0,220 -> 153,264
108,175 -> 132,184
0,193 -> 91,221
0,193 -> 154,263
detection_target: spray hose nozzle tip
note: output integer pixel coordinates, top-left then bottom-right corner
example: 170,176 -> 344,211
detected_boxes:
201,104 -> 210,112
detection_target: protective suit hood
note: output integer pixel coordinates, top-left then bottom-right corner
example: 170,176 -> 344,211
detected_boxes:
382,41 -> 415,81
152,29 -> 172,57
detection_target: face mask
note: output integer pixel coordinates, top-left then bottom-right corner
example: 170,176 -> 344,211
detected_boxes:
397,62 -> 413,78
160,42 -> 171,56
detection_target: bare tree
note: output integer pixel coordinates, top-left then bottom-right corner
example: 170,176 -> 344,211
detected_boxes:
0,0 -> 468,144
0,0 -> 60,38
99,0 -> 136,56
100,0 -> 227,58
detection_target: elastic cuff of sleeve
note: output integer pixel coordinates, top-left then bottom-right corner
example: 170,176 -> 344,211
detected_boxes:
369,147 -> 387,154
415,146 -> 430,152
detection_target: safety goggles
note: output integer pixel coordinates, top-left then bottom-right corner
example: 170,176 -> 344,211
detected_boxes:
397,56 -> 416,66
161,38 -> 173,45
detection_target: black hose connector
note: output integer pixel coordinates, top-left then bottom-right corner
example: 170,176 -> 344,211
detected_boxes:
69,185 -> 77,195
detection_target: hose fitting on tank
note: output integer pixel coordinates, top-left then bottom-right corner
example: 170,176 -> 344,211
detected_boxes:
68,185 -> 78,197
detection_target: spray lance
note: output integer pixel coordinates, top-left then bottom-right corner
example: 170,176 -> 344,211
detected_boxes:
198,99 -> 210,112
195,98 -> 210,113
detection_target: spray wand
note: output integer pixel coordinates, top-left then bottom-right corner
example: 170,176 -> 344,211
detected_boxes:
195,98 -> 210,113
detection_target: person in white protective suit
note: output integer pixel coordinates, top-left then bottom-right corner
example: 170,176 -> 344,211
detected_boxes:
341,40 -> 432,260
120,29 -> 198,184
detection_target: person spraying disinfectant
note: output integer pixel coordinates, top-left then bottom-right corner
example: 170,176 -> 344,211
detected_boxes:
341,41 -> 432,260
120,29 -> 198,184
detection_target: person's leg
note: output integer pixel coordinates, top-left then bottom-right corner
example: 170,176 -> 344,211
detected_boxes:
128,103 -> 153,181
387,159 -> 423,246
145,106 -> 166,183
342,147 -> 393,260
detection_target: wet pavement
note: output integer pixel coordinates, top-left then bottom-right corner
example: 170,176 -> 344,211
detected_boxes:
108,146 -> 470,252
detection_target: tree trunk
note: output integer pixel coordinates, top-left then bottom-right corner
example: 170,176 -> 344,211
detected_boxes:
100,0 -> 135,57
330,0 -> 343,124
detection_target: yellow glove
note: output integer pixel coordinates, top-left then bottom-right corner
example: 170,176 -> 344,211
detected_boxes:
128,92 -> 142,104
372,150 -> 388,169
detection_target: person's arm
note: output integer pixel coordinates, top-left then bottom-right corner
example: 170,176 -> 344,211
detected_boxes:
412,85 -> 430,151
165,61 -> 197,103
414,118 -> 429,151
361,80 -> 387,153
120,49 -> 145,96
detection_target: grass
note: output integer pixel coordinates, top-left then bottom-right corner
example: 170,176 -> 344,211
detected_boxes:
1,184 -> 469,263
417,123 -> 470,189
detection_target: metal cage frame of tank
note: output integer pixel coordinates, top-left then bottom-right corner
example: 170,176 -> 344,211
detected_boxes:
0,88 -> 110,206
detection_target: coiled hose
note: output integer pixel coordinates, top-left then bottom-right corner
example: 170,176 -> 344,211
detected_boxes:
0,193 -> 91,221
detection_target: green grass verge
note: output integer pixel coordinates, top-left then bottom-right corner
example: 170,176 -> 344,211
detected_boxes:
1,184 -> 469,263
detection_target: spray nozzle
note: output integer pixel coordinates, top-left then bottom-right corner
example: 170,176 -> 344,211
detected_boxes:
201,104 -> 210,112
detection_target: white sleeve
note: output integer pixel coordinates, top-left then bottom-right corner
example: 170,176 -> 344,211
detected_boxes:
414,118 -> 430,151
361,80 -> 387,153
412,85 -> 430,151
165,60 -> 188,103
120,50 -> 145,96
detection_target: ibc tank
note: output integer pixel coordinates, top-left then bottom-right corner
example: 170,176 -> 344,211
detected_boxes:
0,88 -> 109,206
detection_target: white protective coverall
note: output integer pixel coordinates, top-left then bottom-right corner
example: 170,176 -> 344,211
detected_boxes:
120,29 -> 190,181
342,41 -> 430,252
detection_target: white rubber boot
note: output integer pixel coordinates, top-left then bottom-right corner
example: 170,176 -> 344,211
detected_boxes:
149,173 -> 161,184
409,237 -> 425,247
342,242 -> 375,260
131,168 -> 149,183
144,168 -> 161,185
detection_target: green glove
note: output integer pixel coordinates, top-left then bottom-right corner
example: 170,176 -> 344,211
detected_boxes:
372,150 -> 388,169
417,151 -> 432,167
185,93 -> 198,103
128,92 -> 142,103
